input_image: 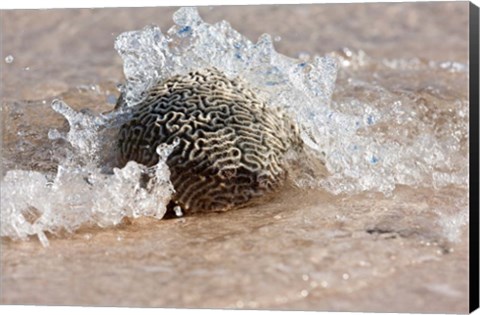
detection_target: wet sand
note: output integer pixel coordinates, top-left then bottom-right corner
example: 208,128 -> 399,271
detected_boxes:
0,186 -> 469,312
0,3 -> 470,312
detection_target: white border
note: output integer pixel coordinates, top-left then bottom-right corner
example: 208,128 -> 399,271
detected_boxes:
1,0 -> 478,315
0,305 -> 478,315
0,0 -> 475,10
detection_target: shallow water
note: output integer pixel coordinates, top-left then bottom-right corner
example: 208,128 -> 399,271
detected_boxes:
0,3 -> 470,312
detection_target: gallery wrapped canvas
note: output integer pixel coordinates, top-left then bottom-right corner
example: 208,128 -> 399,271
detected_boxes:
1,1 -> 478,314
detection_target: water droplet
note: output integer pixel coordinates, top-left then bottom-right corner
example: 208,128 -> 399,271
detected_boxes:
300,290 -> 309,297
274,35 -> 282,42
358,260 -> 370,267
320,281 -> 328,288
37,231 -> 49,247
173,205 -> 183,217
298,52 -> 310,60
5,55 -> 14,64
342,273 -> 350,280
24,66 -> 30,71
342,47 -> 353,57
83,233 -> 93,240
302,274 -> 309,281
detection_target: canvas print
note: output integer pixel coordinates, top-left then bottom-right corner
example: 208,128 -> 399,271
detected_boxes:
0,2 -> 475,313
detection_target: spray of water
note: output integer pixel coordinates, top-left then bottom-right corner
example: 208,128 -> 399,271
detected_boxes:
1,100 -> 176,246
0,7 -> 468,245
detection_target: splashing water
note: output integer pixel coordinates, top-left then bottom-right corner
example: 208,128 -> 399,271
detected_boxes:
0,7 -> 469,245
1,100 -> 176,246
114,7 -> 468,195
